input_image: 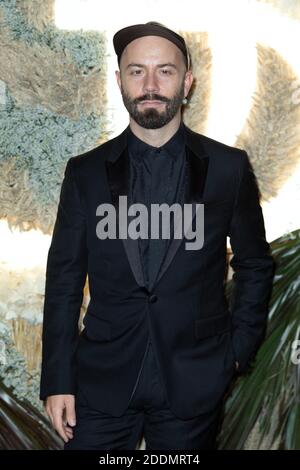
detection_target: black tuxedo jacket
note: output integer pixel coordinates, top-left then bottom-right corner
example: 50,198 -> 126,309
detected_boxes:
40,122 -> 275,419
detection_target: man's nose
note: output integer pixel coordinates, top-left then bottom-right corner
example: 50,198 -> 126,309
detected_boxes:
142,72 -> 159,94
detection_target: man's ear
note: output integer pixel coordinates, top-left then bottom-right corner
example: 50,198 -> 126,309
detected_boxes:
115,70 -> 121,91
184,70 -> 194,98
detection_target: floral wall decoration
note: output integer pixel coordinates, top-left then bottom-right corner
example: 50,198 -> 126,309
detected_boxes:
0,0 -> 108,234
0,0 -> 107,422
0,0 -> 300,449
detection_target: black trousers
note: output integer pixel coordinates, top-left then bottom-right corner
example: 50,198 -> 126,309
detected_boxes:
64,341 -> 223,450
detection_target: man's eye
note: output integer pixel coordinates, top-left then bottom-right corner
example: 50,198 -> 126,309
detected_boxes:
132,70 -> 142,75
161,69 -> 171,74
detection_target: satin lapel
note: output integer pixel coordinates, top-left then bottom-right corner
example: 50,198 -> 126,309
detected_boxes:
104,124 -> 209,292
151,144 -> 209,290
105,140 -> 145,288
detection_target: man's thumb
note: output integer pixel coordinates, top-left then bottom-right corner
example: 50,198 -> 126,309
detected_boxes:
65,399 -> 76,426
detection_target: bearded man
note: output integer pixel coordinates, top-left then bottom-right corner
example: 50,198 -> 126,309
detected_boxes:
40,21 -> 275,450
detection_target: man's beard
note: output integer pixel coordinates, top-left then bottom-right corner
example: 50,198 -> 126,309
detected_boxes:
120,79 -> 185,129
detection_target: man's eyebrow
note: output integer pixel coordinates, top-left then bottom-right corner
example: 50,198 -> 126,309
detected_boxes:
126,63 -> 144,69
126,63 -> 178,70
158,63 -> 178,69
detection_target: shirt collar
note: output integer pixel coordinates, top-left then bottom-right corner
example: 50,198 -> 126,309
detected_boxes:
127,120 -> 186,161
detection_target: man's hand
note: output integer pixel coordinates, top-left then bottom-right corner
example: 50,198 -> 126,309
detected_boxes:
45,394 -> 76,443
235,361 -> 240,371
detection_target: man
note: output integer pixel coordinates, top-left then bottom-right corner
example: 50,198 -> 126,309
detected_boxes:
40,21 -> 275,450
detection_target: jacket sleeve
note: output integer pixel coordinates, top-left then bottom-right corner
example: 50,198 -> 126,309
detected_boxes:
39,157 -> 88,400
228,151 -> 275,374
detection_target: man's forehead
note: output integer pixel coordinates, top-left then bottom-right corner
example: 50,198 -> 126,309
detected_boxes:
122,36 -> 181,61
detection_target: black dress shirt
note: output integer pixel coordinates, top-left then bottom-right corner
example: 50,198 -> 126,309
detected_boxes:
127,121 -> 186,291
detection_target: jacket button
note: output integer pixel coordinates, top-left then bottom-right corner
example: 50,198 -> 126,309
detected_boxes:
148,294 -> 157,303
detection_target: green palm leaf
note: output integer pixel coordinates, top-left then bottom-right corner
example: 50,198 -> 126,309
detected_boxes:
0,380 -> 62,449
219,229 -> 300,449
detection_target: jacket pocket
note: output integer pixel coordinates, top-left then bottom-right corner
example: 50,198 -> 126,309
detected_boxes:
194,311 -> 231,340
82,312 -> 112,341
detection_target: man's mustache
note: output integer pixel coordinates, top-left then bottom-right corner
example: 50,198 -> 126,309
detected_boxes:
134,94 -> 169,104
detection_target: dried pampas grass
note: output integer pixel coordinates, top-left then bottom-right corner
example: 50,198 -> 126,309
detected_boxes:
257,0 -> 300,21
236,45 -> 300,201
16,0 -> 55,31
0,103 -> 105,234
0,269 -> 90,372
180,32 -> 212,134
0,25 -> 106,120
0,157 -> 40,232
11,318 -> 42,373
0,155 -> 64,235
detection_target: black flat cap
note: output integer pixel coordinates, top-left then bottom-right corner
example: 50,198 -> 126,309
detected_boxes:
113,21 -> 190,69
